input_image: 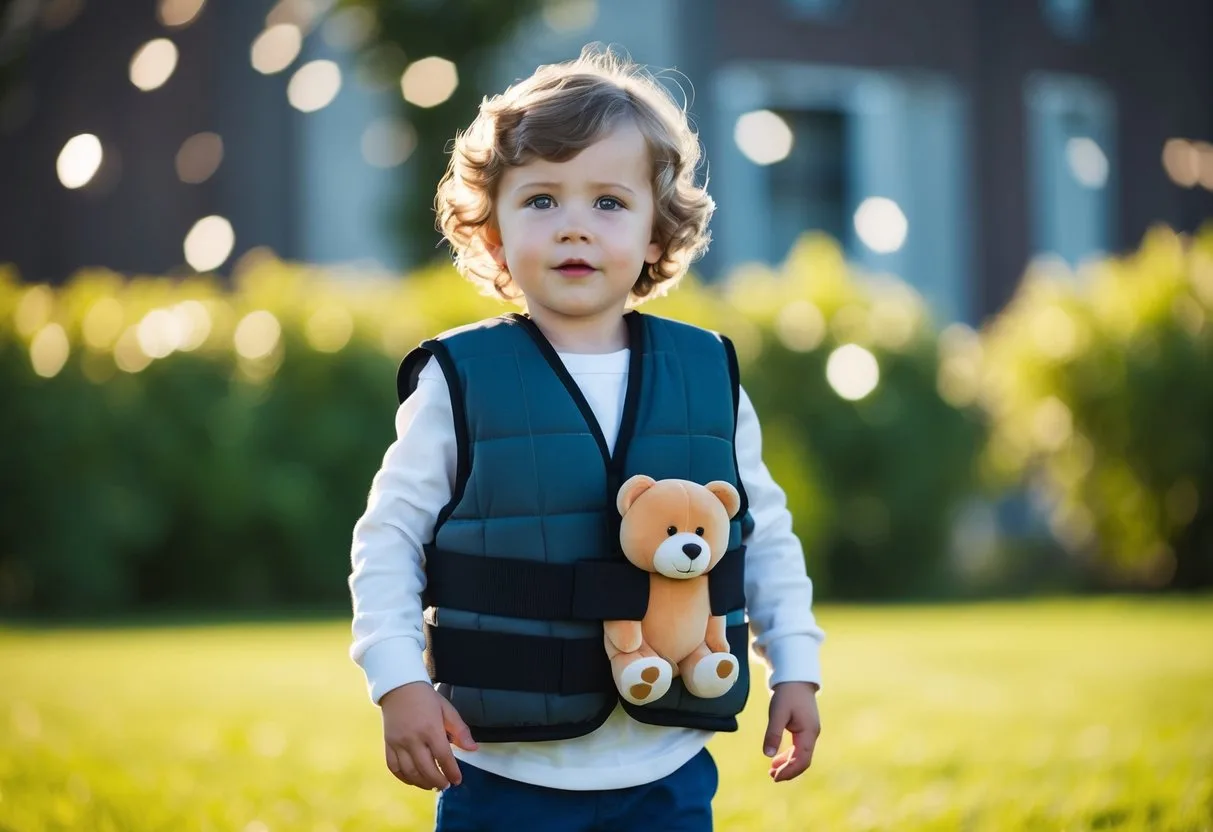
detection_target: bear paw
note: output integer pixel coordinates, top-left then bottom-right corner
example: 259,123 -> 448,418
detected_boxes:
685,652 -> 739,699
618,656 -> 673,706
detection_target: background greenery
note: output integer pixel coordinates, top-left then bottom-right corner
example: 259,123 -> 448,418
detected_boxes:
4,229 -> 1213,615
3,599 -> 1211,831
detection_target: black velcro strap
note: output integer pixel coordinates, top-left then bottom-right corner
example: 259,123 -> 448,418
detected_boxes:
571,559 -> 650,620
424,625 -> 613,695
709,546 -> 747,615
425,547 -> 649,621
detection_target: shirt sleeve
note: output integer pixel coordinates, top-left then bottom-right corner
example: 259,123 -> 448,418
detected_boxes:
736,384 -> 826,690
348,356 -> 455,704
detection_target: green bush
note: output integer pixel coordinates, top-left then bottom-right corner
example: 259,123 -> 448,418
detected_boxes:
0,237 -> 985,614
978,226 -> 1213,589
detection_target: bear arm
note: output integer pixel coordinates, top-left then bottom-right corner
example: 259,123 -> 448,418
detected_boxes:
704,614 -> 730,653
604,619 -> 644,654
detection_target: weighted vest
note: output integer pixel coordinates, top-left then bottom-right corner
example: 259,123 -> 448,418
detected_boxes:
397,311 -> 751,743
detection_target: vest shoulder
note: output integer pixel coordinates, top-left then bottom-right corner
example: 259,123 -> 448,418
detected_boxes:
427,315 -> 526,356
640,314 -> 726,350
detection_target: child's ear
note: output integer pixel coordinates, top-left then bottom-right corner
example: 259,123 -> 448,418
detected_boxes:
484,224 -> 507,268
644,240 -> 662,265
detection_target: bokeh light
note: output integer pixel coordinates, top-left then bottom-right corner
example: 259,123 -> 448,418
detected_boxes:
734,110 -> 793,166
1162,138 -> 1200,188
361,118 -> 416,168
854,197 -> 908,254
175,132 -> 223,184
158,0 -> 205,28
129,38 -> 179,92
1195,142 -> 1213,191
184,216 -> 235,272
173,301 -> 212,351
234,311 -> 282,360
137,309 -> 181,359
82,298 -> 124,349
826,344 -> 880,401
56,134 -> 103,189
250,24 -> 302,75
306,306 -> 354,353
1066,137 -> 1108,189
30,324 -> 70,379
542,0 -> 598,32
774,300 -> 826,352
288,60 -> 342,113
113,327 -> 152,373
400,57 -> 458,108
15,285 -> 53,337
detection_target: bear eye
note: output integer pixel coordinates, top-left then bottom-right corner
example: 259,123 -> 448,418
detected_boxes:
695,526 -> 705,536
666,526 -> 677,536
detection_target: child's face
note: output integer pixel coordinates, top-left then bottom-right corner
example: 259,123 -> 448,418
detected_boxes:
489,122 -> 662,329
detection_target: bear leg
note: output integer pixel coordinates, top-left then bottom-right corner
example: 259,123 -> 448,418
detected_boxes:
679,643 -> 739,699
612,648 -> 673,706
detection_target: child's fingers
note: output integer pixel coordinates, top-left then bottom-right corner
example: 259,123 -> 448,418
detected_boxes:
440,697 -> 479,751
768,732 -> 817,782
385,745 -> 410,785
770,747 -> 808,782
763,697 -> 790,757
433,737 -> 464,787
406,740 -> 450,791
387,744 -> 423,788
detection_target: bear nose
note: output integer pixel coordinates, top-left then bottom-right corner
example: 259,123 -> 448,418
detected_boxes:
682,543 -> 702,560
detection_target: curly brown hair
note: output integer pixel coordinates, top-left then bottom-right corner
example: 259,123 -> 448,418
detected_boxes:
435,45 -> 714,303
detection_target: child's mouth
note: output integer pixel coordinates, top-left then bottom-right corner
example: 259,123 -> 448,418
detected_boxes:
555,261 -> 595,277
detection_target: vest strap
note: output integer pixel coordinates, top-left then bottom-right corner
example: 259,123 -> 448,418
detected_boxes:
424,625 -> 613,695
424,546 -> 650,621
709,546 -> 747,614
425,623 -> 750,696
425,546 -> 747,621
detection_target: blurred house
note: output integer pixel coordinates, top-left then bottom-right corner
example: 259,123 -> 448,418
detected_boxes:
1,0 -> 1211,323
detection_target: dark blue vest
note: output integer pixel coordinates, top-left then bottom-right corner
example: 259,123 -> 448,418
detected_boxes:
397,311 -> 751,742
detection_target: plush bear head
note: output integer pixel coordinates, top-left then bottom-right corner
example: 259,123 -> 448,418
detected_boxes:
617,476 -> 741,580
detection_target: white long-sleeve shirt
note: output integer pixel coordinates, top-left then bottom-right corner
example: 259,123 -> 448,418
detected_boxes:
349,345 -> 824,790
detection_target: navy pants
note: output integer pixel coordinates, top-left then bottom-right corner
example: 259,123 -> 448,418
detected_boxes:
434,747 -> 718,831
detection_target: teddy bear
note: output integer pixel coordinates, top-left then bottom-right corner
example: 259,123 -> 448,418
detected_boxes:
605,475 -> 742,706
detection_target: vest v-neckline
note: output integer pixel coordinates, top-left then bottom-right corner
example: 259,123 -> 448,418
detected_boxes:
505,311 -> 645,483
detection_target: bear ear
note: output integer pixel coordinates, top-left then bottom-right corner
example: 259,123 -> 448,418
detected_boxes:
617,474 -> 657,516
705,481 -> 741,519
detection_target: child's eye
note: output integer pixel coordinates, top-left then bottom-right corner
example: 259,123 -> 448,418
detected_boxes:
695,527 -> 705,536
666,526 -> 677,536
526,195 -> 555,209
595,196 -> 623,211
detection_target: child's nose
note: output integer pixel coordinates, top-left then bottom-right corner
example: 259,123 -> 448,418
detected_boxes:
557,225 -> 591,243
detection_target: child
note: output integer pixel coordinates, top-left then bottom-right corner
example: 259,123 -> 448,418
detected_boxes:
349,45 -> 825,831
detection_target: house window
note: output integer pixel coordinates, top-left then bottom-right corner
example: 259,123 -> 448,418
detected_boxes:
1025,74 -> 1116,266
766,109 -> 849,261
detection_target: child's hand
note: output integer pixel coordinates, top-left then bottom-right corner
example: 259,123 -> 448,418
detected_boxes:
762,681 -> 821,782
380,681 -> 478,791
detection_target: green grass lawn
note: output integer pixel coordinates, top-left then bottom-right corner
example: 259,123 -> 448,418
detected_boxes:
2,598 -> 1212,831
